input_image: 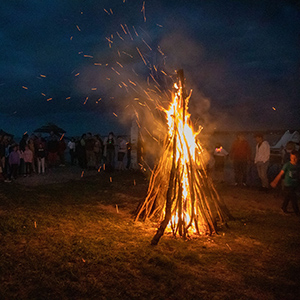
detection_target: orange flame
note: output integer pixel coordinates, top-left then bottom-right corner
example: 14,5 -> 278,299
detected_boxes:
136,76 -> 227,241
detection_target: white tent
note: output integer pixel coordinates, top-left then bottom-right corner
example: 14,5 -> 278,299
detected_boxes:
272,130 -> 300,149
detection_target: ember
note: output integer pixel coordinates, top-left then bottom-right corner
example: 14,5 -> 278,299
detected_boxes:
135,70 -> 229,245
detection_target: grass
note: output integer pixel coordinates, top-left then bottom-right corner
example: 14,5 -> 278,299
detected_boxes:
0,171 -> 300,300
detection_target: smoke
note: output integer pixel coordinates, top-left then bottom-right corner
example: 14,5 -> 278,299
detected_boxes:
68,1 -> 300,140
73,24 -> 227,157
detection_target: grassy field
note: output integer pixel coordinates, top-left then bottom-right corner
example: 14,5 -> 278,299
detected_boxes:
0,171 -> 299,300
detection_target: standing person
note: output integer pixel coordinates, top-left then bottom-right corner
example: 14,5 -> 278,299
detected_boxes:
94,134 -> 103,169
47,133 -> 59,168
34,133 -> 46,150
213,143 -> 228,182
19,133 -> 28,175
116,136 -> 127,171
4,136 -> 14,180
28,137 -> 36,173
85,132 -> 96,169
58,137 -> 66,166
36,142 -> 46,174
6,144 -> 20,182
230,133 -> 252,186
254,133 -> 270,190
270,150 -> 299,215
67,138 -> 76,165
22,145 -> 33,176
77,134 -> 87,169
104,132 -> 116,171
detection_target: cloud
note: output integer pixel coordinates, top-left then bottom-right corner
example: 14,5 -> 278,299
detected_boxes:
1,0 -> 300,137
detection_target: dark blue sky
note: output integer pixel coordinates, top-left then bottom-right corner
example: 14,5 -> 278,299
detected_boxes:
0,0 -> 299,137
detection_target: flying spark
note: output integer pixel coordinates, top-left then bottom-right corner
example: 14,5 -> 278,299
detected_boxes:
116,32 -> 124,40
104,9 -> 110,15
120,24 -> 127,34
141,1 -> 146,22
136,47 -> 147,65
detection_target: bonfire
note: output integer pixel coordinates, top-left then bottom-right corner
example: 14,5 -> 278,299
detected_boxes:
135,70 -> 229,245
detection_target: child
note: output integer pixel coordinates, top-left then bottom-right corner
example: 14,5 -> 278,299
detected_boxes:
6,144 -> 20,181
270,150 -> 300,215
23,145 -> 33,176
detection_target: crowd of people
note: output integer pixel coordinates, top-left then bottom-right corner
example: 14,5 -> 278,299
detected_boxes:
212,132 -> 299,216
0,131 -> 131,183
1,130 -> 299,215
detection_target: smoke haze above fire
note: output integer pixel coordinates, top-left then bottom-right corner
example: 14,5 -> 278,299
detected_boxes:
0,0 -> 299,137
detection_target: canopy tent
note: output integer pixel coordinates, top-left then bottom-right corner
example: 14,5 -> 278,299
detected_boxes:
34,123 -> 66,135
272,130 -> 300,149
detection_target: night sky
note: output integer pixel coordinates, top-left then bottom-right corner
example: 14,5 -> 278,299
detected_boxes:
0,0 -> 299,138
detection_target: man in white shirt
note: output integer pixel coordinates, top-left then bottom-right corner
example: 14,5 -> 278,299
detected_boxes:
254,133 -> 270,190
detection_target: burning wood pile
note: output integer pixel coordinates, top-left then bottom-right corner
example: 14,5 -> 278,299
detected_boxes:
135,70 -> 229,245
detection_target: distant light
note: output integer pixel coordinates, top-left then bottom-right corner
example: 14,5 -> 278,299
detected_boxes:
272,107 -> 276,111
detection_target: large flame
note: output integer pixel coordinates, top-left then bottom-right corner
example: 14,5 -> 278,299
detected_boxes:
135,77 -> 227,241
165,84 -> 200,234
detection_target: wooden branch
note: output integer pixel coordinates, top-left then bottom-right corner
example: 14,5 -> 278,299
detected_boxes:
151,133 -> 177,245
